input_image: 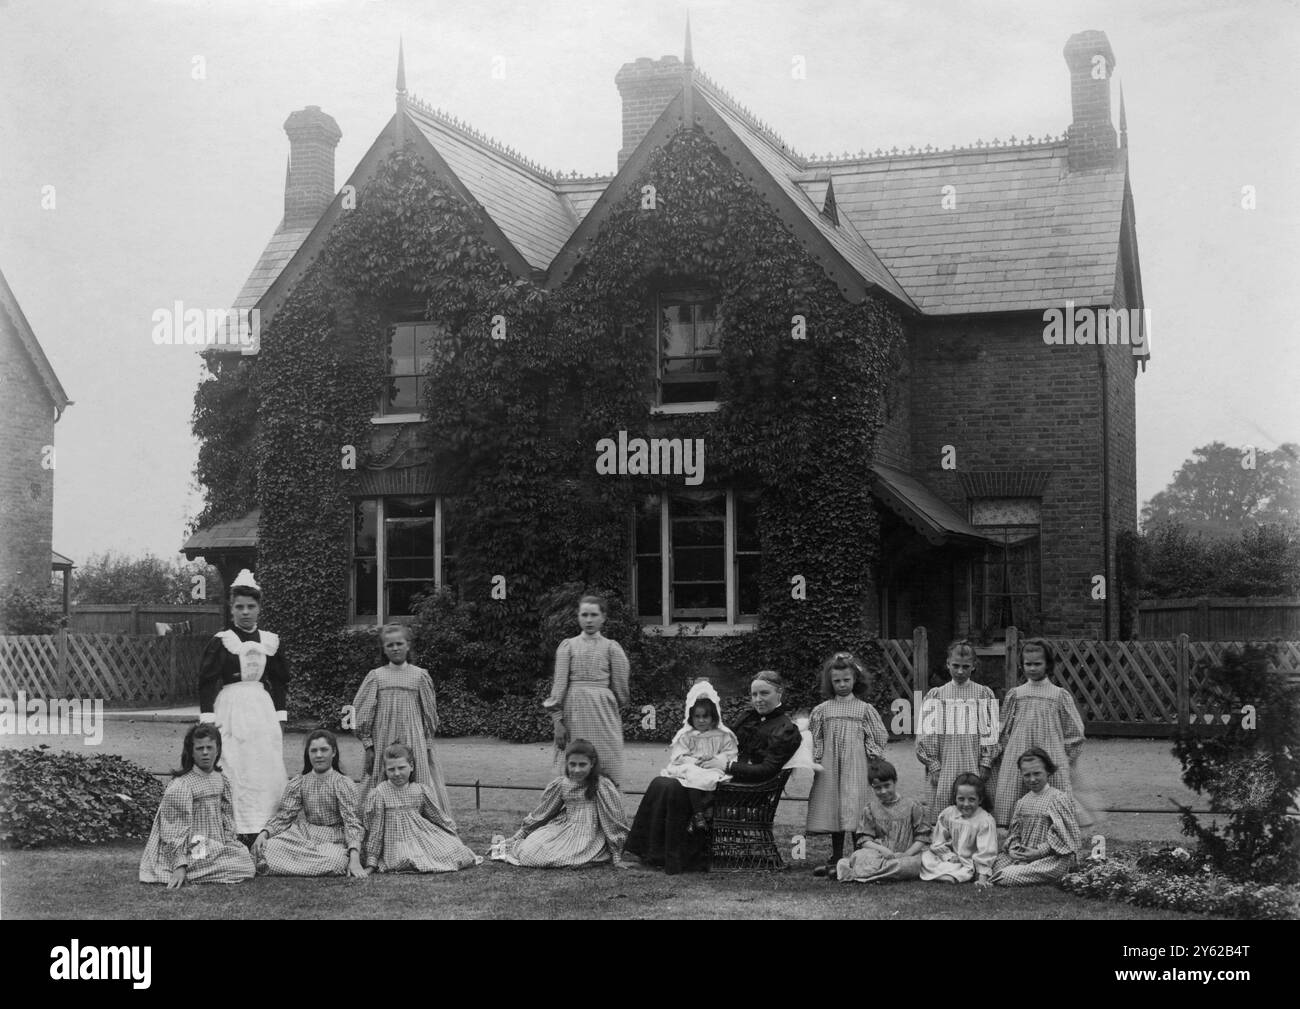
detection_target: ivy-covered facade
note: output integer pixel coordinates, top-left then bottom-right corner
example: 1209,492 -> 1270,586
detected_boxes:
188,31 -> 1146,709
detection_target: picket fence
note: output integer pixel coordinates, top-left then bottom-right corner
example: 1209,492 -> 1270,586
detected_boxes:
1,627 -> 1296,730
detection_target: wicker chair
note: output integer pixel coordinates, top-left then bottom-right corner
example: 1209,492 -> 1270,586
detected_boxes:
707,768 -> 793,870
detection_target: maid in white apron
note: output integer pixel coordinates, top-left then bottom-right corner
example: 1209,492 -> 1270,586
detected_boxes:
198,569 -> 289,840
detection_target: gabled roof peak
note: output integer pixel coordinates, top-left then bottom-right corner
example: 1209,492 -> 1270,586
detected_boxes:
404,92 -> 562,181
691,67 -> 803,162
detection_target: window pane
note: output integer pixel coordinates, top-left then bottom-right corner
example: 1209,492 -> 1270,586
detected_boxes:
386,581 -> 425,618
354,559 -> 378,616
387,557 -> 435,580
635,497 -> 661,553
386,377 -> 419,413
387,496 -> 437,519
738,555 -> 761,616
695,302 -> 720,353
674,581 -> 726,614
736,495 -> 760,552
411,323 -> 437,372
388,324 -> 417,377
636,557 -> 662,618
354,500 -> 377,558
386,518 -> 433,558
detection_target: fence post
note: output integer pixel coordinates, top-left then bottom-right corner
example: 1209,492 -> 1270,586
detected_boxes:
912,626 -> 928,700
131,603 -> 141,636
1197,599 -> 1210,640
1176,633 -> 1190,732
1004,626 -> 1019,692
57,627 -> 69,697
169,632 -> 180,704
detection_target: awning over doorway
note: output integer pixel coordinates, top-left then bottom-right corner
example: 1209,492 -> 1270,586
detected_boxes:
182,509 -> 260,558
870,464 -> 995,547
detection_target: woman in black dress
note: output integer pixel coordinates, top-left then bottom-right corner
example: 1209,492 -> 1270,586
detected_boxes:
626,670 -> 801,874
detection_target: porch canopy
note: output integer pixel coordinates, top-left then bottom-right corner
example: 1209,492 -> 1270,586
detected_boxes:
182,509 -> 259,603
869,463 -> 996,546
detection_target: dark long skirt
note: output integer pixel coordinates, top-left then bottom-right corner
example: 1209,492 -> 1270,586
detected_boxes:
625,777 -> 708,874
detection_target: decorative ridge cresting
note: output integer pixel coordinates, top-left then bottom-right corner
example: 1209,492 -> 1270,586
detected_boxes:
693,66 -> 804,162
802,134 -> 1068,165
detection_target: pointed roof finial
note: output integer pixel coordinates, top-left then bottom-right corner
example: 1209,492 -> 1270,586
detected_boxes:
396,37 -> 407,95
1118,82 -> 1128,149
684,13 -> 694,67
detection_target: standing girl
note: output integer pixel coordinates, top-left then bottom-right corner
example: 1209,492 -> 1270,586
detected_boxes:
198,569 -> 288,842
991,747 -> 1081,886
362,743 -> 478,874
915,638 -> 997,816
919,772 -> 998,886
991,639 -> 1086,827
544,595 -> 630,787
139,724 -> 255,886
252,729 -> 366,877
503,739 -> 630,869
806,651 -> 889,877
659,681 -> 739,833
351,624 -> 450,811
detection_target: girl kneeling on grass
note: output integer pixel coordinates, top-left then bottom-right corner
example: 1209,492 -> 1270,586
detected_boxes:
990,747 -> 1081,886
919,772 -> 998,887
362,743 -> 479,874
139,724 -> 255,887
252,729 -> 366,878
502,739 -> 630,869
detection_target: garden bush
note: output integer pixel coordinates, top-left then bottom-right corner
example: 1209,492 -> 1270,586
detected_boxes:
0,579 -> 63,634
0,746 -> 163,848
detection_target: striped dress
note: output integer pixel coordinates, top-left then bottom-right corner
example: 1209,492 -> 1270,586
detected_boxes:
505,776 -> 630,868
915,678 -> 998,815
991,680 -> 1085,826
139,769 -> 255,884
544,633 -> 630,787
352,663 -> 450,812
258,769 -> 363,876
919,805 -> 999,883
805,696 -> 889,833
991,785 -> 1081,886
362,780 -> 478,873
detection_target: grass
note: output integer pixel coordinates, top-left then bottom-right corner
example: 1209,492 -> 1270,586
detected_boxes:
1,815 -> 1212,920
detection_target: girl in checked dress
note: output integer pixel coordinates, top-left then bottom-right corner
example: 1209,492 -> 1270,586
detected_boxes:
252,729 -> 365,877
502,739 -> 630,869
139,724 -> 254,886
806,651 -> 889,877
915,638 -> 998,817
363,743 -> 479,874
544,595 -> 630,787
351,624 -> 451,811
991,747 -> 1081,886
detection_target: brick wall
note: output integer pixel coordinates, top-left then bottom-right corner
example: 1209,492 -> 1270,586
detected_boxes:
907,312 -> 1134,637
0,320 -> 56,591
615,57 -> 687,168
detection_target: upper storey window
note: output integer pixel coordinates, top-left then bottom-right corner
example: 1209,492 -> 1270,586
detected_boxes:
656,291 -> 720,406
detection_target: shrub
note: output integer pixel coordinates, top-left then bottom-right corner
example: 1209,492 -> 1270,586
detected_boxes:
1172,644 -> 1300,882
1061,845 -> 1300,919
0,746 -> 163,848
0,579 -> 63,634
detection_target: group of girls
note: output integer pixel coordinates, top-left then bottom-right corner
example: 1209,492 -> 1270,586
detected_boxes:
809,639 -> 1087,887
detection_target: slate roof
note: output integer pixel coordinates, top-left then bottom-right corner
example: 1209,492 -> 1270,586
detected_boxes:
233,226 -> 314,311
182,509 -> 261,555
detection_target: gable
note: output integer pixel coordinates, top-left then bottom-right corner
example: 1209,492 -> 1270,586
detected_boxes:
0,266 -> 70,413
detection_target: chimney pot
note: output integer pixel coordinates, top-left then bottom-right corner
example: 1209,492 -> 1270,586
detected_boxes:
283,106 -> 342,227
1063,30 -> 1118,172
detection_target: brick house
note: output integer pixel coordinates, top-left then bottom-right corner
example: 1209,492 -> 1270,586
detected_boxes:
0,266 -> 73,611
187,29 -> 1146,650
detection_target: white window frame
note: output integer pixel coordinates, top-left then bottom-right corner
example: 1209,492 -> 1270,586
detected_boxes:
377,319 -> 441,419
653,290 -> 721,410
632,488 -> 758,635
351,496 -> 454,624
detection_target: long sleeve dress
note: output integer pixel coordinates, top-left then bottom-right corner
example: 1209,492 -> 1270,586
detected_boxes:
661,726 -> 739,791
352,663 -> 450,811
544,633 -> 630,787
915,679 -> 998,815
837,792 -> 933,882
805,696 -> 889,833
362,780 -> 478,873
139,769 -> 255,884
991,680 -> 1086,826
991,785 -> 1081,886
258,769 -> 364,876
197,627 -> 289,834
919,805 -> 999,883
505,776 -> 630,868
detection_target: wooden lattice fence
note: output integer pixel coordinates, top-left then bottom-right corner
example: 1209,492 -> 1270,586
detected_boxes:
0,631 -> 207,707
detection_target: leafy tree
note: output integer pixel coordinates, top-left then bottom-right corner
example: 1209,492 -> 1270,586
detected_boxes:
1141,441 -> 1300,538
71,553 -> 221,605
1138,522 -> 1300,598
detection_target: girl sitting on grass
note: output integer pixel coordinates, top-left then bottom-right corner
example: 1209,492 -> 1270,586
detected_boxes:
502,739 -> 630,869
919,772 -> 998,887
139,724 -> 255,887
836,758 -> 931,882
362,742 -> 479,874
991,747 -> 1081,886
252,729 -> 365,877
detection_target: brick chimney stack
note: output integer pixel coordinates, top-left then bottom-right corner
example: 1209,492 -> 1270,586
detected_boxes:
1063,31 -> 1118,172
615,55 -> 685,169
283,106 -> 342,227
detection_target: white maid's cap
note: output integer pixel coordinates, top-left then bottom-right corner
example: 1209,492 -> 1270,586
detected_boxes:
682,678 -> 727,730
230,569 -> 260,592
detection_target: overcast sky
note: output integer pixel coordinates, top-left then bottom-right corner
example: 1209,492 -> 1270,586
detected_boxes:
2,0 -> 1297,564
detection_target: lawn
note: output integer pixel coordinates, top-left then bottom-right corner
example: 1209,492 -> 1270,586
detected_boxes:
1,817 -> 1211,921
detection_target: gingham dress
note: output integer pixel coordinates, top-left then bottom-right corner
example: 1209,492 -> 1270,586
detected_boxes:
545,634 -> 630,787
915,679 -> 998,815
259,769 -> 363,876
352,664 -> 451,811
856,792 -> 932,854
919,805 -> 998,883
805,696 -> 889,833
362,781 -> 477,873
991,785 -> 1081,886
139,769 -> 255,884
506,776 -> 630,868
992,680 -> 1085,826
